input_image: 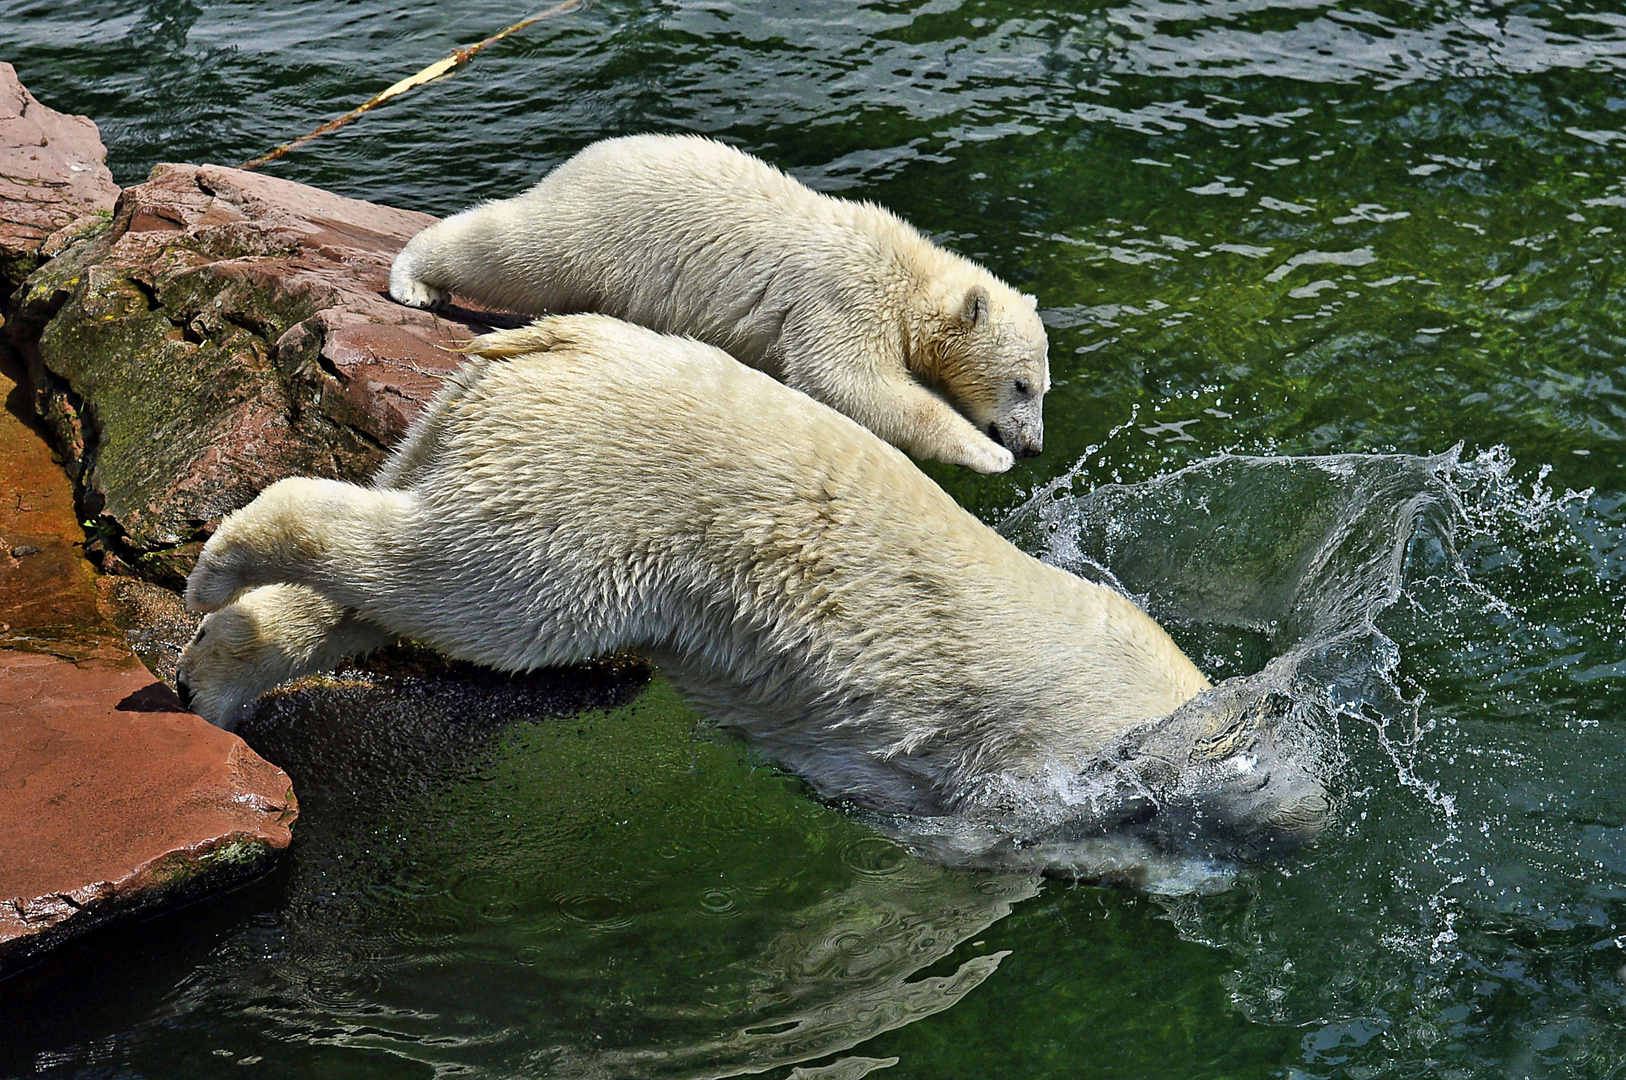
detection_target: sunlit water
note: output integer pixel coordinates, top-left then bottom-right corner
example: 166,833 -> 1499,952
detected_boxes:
5,1 -> 1626,1077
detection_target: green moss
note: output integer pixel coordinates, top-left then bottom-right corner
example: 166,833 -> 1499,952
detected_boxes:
152,837 -> 272,887
0,249 -> 42,301
32,234 -> 327,552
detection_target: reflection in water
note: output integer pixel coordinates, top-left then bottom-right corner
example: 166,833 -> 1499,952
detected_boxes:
574,865 -> 1035,1080
42,672 -> 1033,1080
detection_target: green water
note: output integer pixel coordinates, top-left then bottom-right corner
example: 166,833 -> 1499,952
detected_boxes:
5,1 -> 1626,1076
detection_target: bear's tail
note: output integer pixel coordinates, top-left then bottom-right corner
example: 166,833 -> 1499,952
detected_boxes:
460,316 -> 599,360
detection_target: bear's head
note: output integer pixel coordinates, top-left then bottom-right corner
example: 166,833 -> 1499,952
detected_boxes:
176,584 -> 322,729
1103,677 -> 1332,856
922,282 -> 1050,460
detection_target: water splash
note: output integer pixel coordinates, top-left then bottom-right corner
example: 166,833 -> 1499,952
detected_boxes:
863,449 -> 1565,888
1131,448 -> 1626,1073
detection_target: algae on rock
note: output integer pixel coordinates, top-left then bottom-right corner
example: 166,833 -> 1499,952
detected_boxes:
4,163 -> 478,588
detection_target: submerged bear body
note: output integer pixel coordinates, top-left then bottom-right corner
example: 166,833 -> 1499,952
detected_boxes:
389,134 -> 1049,474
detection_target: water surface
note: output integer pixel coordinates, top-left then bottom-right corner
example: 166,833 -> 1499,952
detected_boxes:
4,1 -> 1626,1076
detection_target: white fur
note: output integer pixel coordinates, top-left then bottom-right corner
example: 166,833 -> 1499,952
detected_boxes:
389,134 -> 1049,473
179,315 -> 1205,813
177,584 -> 393,729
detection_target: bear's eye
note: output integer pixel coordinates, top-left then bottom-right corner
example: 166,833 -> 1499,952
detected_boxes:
1014,377 -> 1032,397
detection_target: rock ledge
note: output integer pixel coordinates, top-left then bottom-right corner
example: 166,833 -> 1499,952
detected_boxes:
0,61 -> 118,298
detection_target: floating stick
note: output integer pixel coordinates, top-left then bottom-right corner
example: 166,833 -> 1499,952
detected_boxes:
240,0 -> 582,171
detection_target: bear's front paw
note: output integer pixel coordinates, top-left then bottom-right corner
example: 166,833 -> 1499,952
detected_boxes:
961,440 -> 1016,474
389,276 -> 450,310
185,547 -> 250,613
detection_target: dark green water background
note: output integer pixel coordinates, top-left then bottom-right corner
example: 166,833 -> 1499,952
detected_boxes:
6,1 -> 1626,1077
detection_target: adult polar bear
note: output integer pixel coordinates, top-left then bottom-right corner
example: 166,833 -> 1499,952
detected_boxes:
179,314 -> 1204,816
389,135 -> 1048,474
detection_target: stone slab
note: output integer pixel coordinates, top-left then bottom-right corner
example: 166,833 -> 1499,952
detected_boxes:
0,650 -> 296,974
0,354 -> 296,976
0,62 -> 118,298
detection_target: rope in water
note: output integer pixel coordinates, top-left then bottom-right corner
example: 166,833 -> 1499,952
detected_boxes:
239,0 -> 582,172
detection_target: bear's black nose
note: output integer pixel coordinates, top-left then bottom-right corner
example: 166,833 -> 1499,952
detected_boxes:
176,677 -> 193,710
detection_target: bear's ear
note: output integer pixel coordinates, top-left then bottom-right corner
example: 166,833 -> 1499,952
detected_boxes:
959,285 -> 990,329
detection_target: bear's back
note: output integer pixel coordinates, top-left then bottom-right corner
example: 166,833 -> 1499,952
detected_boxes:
522,136 -> 933,354
404,317 -> 1013,633
429,314 -> 977,552
543,134 -> 894,246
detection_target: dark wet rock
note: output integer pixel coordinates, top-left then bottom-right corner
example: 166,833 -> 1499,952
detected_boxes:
0,352 -> 296,976
0,62 -> 118,301
4,161 -> 489,586
96,574 -> 199,686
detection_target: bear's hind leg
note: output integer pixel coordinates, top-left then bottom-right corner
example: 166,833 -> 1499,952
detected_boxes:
389,239 -> 451,310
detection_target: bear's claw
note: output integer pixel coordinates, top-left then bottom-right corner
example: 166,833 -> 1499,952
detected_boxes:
390,276 -> 450,310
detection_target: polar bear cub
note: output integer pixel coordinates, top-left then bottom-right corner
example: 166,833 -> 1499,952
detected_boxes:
389,134 -> 1048,474
178,315 -> 1204,814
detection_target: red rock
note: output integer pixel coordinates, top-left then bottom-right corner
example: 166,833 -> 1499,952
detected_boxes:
0,341 -> 108,657
6,162 -> 491,582
0,650 -> 296,974
0,62 -> 118,296
0,355 -> 296,976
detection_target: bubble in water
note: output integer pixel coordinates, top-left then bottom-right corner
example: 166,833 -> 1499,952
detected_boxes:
839,835 -> 910,877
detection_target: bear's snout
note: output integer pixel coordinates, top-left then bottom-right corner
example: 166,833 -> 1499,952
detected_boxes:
989,420 -> 1043,459
175,675 -> 194,710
